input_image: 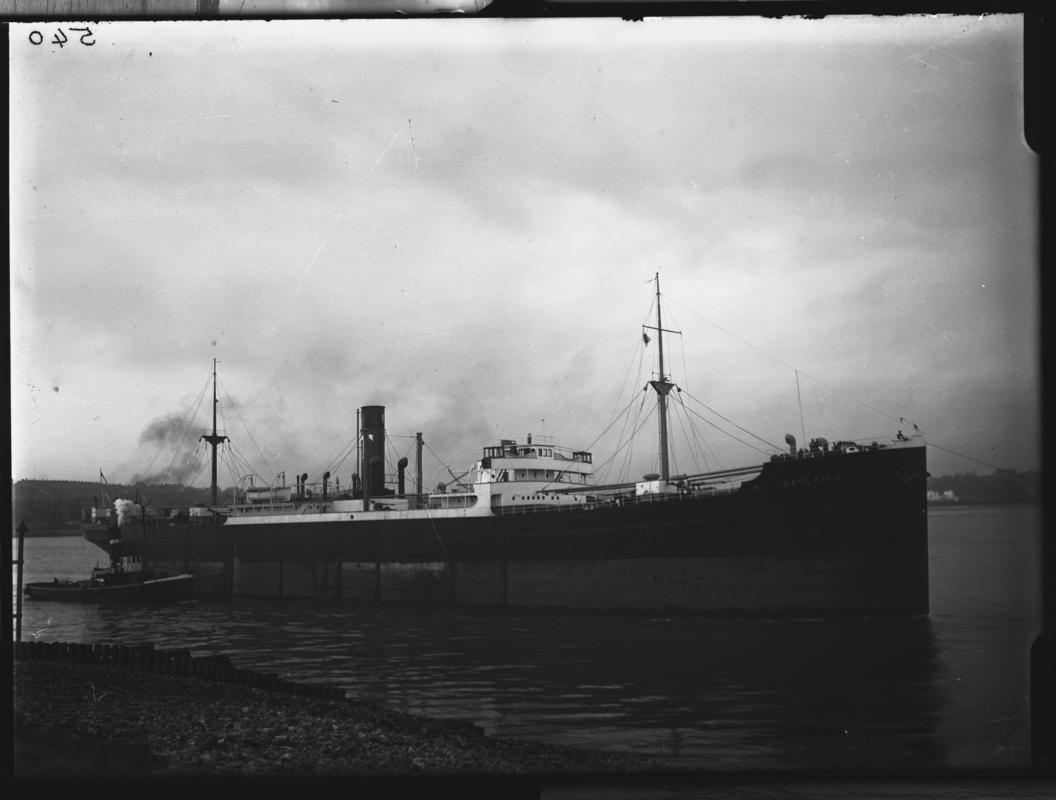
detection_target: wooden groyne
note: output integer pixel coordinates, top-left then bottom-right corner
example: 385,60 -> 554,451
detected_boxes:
12,639 -> 347,701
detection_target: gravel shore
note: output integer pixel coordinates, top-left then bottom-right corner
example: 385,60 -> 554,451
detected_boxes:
12,659 -> 674,781
12,660 -> 1055,798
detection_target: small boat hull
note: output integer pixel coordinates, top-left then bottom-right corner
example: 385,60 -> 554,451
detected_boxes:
23,573 -> 195,602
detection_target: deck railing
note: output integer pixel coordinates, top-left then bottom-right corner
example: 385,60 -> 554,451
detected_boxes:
493,484 -> 742,516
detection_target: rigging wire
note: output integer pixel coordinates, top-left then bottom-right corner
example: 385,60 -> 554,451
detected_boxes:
324,435 -> 359,482
677,401 -> 773,456
665,295 -> 904,425
218,445 -> 243,503
421,439 -> 458,490
225,443 -> 264,482
921,441 -> 1023,475
593,389 -> 655,484
607,327 -> 650,429
602,390 -> 648,485
678,387 -> 782,451
583,389 -> 650,454
624,397 -> 653,482
184,453 -> 209,493
670,392 -> 714,473
668,406 -> 682,476
215,374 -> 275,481
158,429 -> 208,493
686,398 -> 723,470
222,443 -> 265,489
674,394 -> 710,470
384,435 -> 413,485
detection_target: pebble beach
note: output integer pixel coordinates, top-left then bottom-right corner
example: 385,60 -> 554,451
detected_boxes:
11,657 -> 1053,798
11,658 -> 671,782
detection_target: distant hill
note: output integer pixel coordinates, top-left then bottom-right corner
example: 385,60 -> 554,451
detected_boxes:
11,479 -> 218,535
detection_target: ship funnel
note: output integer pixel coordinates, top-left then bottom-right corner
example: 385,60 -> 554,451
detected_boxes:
360,406 -> 386,499
365,456 -> 381,507
322,471 -> 331,500
785,434 -> 796,456
397,457 -> 409,495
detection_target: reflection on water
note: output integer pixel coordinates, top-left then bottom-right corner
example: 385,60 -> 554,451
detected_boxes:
12,504 -> 1041,771
14,590 -> 946,769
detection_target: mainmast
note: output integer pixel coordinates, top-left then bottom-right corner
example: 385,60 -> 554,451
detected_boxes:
644,272 -> 679,482
200,358 -> 228,505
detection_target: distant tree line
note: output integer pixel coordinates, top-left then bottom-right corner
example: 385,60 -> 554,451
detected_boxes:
10,479 -> 216,535
926,469 -> 1039,505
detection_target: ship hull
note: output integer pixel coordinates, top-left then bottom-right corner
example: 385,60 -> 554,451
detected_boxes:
82,445 -> 928,615
23,573 -> 195,602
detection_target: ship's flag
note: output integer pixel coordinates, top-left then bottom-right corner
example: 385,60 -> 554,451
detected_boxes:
643,332 -> 651,345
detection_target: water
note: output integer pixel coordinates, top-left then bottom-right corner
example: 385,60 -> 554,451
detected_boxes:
12,505 -> 1042,771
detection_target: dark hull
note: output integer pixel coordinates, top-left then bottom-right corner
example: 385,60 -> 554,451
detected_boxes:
82,445 -> 928,614
24,574 -> 195,602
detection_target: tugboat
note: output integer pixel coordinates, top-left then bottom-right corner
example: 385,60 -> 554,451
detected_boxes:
24,522 -> 193,601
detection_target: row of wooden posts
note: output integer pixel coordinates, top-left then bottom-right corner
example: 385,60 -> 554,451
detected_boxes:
13,639 -> 348,701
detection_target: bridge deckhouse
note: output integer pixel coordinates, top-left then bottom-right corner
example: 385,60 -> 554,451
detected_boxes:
473,438 -> 595,488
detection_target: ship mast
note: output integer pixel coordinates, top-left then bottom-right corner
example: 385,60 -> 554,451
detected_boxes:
644,273 -> 679,482
200,358 -> 228,505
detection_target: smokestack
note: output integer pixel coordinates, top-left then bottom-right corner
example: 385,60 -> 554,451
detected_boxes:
360,406 -> 385,498
301,473 -> 309,497
397,457 -> 408,495
322,471 -> 330,500
416,432 -> 423,500
365,456 -> 381,507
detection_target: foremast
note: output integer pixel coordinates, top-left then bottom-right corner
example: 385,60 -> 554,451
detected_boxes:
644,272 -> 679,482
200,358 -> 228,505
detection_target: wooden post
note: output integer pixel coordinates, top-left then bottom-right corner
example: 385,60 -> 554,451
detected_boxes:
15,521 -> 28,642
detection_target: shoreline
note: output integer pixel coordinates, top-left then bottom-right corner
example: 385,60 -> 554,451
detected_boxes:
12,658 -> 674,780
11,657 -> 1054,795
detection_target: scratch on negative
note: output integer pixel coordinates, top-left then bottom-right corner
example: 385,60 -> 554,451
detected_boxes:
293,213 -> 344,299
294,128 -> 403,297
369,129 -> 403,175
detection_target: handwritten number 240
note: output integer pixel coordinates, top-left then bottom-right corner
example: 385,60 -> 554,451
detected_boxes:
28,27 -> 96,48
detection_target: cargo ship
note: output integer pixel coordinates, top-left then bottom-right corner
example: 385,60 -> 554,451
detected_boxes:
81,276 -> 929,615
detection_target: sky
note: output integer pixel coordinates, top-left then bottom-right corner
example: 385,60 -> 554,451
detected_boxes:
9,14 -> 1039,493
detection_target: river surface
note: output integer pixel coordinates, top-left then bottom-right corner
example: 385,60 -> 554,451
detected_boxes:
12,504 -> 1042,772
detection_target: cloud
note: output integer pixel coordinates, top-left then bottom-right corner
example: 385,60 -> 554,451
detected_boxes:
9,16 -> 1037,486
